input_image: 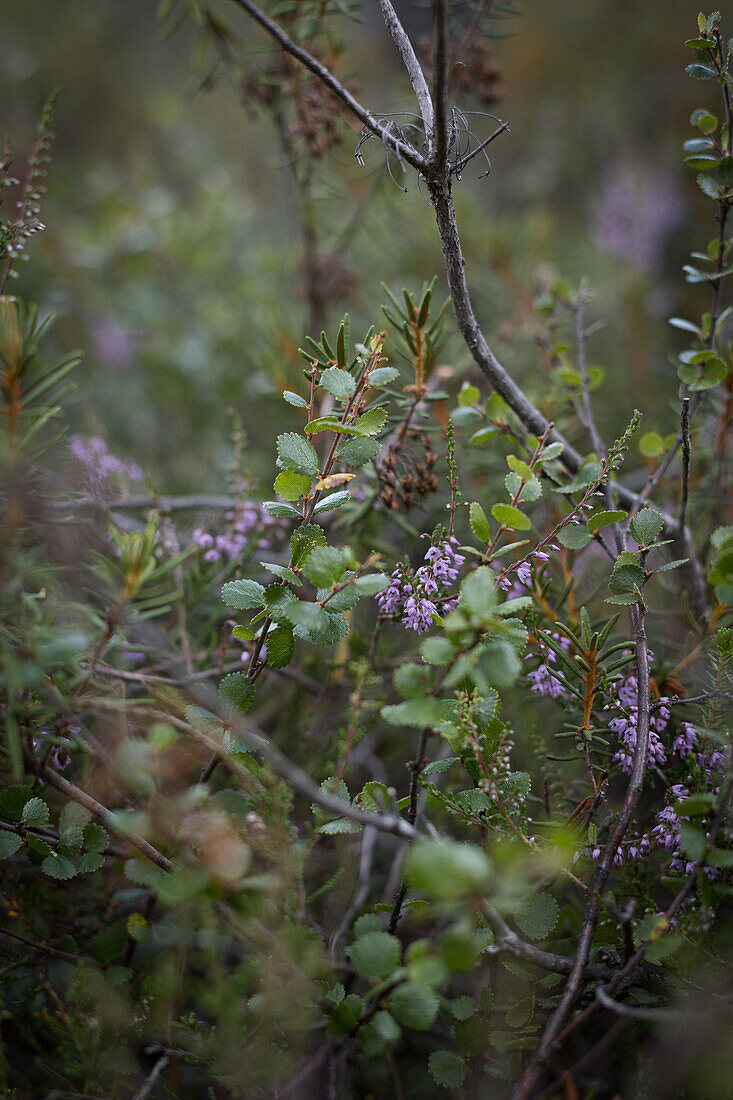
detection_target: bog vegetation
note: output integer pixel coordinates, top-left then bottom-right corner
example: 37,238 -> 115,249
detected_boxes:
1,3 -> 732,1098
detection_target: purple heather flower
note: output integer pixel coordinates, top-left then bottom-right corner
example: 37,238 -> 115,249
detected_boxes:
673,722 -> 698,759
376,538 -> 465,634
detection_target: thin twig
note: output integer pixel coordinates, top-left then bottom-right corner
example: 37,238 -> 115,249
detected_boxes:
229,0 -> 427,173
25,761 -> 174,873
679,396 -> 691,533
376,0 -> 434,140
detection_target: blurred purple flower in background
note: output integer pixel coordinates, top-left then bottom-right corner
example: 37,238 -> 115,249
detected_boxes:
590,160 -> 686,271
69,434 -> 142,499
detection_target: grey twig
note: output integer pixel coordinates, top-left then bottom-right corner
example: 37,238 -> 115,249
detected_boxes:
431,0 -> 448,170
594,984 -> 688,1023
132,1055 -> 170,1100
679,396 -> 691,533
376,0 -> 434,140
480,904 -> 618,981
26,761 -> 174,873
185,680 -> 421,841
230,0 -> 427,174
576,279 -> 606,461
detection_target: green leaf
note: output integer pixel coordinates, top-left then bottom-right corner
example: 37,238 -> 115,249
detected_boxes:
537,441 -> 564,462
76,852 -> 105,873
390,982 -> 439,1030
0,784 -> 34,822
428,1050 -> 468,1089
587,510 -> 627,534
59,803 -> 91,854
381,697 -> 446,727
458,385 -> 480,407
221,579 -> 266,610
0,831 -> 23,860
514,892 -> 559,941
320,366 -> 355,400
354,407 -> 388,436
301,546 -> 347,587
459,566 -> 498,618
83,823 -> 109,853
328,993 -> 364,1035
41,853 -> 78,880
259,563 -> 301,587
630,507 -> 664,546
265,624 -> 295,669
313,490 -> 351,514
469,502 -> 492,543
291,523 -> 327,568
218,673 -> 255,713
369,366 -> 399,386
360,1011 -> 401,1054
558,525 -> 591,549
304,416 -> 346,435
263,500 -> 299,518
491,503 -> 531,531
354,573 -> 390,596
277,432 -> 320,476
405,839 -> 491,899
294,609 -> 349,646
348,931 -> 401,981
274,469 -> 312,501
506,995 -> 533,1028
335,435 -> 381,466
22,797 -> 49,828
506,454 -> 534,481
679,820 -> 706,861
676,793 -> 716,815
283,390 -> 308,408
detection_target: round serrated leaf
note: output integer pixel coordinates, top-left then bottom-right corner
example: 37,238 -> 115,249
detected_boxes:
41,853 -> 78,880
265,624 -> 295,669
0,831 -> 23,860
428,1050 -> 467,1088
218,673 -> 255,713
491,503 -> 531,531
514,892 -> 559,941
335,435 -> 381,467
347,931 -> 401,981
390,982 -> 439,1030
291,523 -> 327,568
221,579 -> 266,610
630,506 -> 664,546
558,525 -> 591,549
276,432 -> 320,476
301,545 -> 347,587
354,407 -> 388,435
274,469 -> 312,501
22,797 -> 50,828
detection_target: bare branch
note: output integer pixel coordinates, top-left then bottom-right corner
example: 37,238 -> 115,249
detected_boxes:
187,682 -> 421,841
431,0 -> 448,169
480,904 -> 618,981
229,0 -> 427,174
679,396 -> 691,532
27,761 -> 174,873
376,0 -> 434,140
453,119 -> 510,175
